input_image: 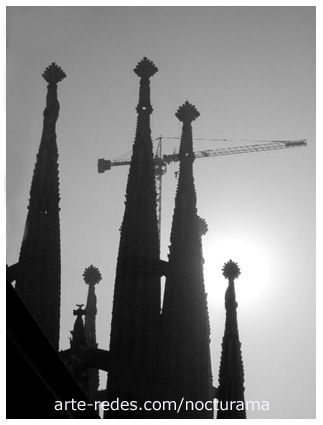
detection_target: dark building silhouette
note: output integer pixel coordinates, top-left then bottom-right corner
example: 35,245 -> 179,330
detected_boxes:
15,62 -> 66,351
217,260 -> 246,419
8,64 -> 99,419
7,59 -> 249,420
6,282 -> 100,419
159,101 -> 213,418
105,57 -> 161,418
59,266 -> 109,406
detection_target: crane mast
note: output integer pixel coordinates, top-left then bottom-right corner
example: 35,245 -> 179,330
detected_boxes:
98,137 -> 307,238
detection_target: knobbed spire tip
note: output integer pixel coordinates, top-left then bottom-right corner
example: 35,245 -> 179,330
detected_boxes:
134,57 -> 158,79
222,260 -> 241,281
83,265 -> 102,285
175,100 -> 200,123
42,62 -> 66,84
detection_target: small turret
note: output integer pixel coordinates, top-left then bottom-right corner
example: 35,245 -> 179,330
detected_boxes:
217,260 -> 246,419
83,265 -> 101,402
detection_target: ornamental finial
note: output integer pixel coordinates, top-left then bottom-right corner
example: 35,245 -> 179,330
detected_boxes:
73,304 -> 86,317
42,62 -> 66,84
222,260 -> 241,281
83,265 -> 102,285
175,101 -> 200,123
134,57 -> 158,79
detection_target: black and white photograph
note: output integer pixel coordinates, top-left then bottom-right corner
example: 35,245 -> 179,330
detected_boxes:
6,4 -> 316,420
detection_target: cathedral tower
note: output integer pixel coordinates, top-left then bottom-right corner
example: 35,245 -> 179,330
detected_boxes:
15,63 -> 66,351
217,260 -> 246,419
160,101 -> 213,418
105,58 -> 161,418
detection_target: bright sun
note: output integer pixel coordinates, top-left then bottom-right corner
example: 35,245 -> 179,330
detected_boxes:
203,235 -> 272,307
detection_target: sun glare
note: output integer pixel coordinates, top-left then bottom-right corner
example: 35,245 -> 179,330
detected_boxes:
203,235 -> 272,307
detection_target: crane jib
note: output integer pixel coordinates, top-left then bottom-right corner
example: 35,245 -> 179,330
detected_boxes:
98,139 -> 307,172
97,137 -> 307,238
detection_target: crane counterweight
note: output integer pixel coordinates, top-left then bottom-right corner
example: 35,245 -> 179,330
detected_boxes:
98,159 -> 111,173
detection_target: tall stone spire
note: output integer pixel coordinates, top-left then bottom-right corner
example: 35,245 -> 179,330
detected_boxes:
217,260 -> 246,419
83,265 -> 101,402
160,101 -> 213,418
105,58 -> 161,418
15,63 -> 66,350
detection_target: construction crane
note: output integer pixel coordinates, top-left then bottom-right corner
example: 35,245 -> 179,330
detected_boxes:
98,137 -> 307,238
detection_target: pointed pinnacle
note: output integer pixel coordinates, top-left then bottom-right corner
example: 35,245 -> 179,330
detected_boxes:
42,62 -> 66,84
175,101 -> 200,123
134,57 -> 158,79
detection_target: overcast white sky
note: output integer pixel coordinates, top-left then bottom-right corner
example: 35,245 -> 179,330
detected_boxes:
6,5 -> 316,419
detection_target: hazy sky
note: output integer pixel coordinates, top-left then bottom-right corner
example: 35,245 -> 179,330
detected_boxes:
6,6 -> 315,419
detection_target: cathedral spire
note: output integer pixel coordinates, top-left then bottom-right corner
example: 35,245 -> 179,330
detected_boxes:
217,260 -> 246,419
83,265 -> 101,348
134,57 -> 157,115
105,58 -> 161,418
125,57 -> 158,199
15,63 -> 66,350
160,101 -> 213,418
83,265 -> 101,401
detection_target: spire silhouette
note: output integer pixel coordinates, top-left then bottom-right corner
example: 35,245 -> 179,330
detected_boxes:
217,260 -> 246,419
83,265 -> 101,348
83,265 -> 101,402
105,58 -> 161,418
68,304 -> 89,396
15,63 -> 66,350
160,101 -> 213,418
70,304 -> 87,351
